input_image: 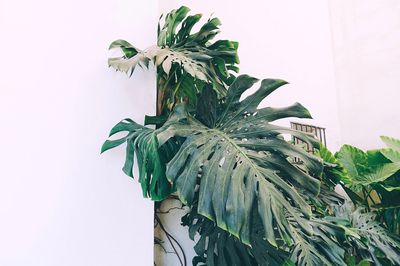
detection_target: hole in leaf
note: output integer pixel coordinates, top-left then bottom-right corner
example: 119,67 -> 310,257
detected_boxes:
219,157 -> 225,167
207,151 -> 215,161
233,161 -> 238,169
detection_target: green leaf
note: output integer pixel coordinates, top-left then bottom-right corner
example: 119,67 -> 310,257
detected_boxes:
366,149 -> 392,169
335,145 -> 400,191
158,75 -> 322,247
345,255 -> 357,266
109,6 -> 239,116
144,115 -> 167,126
356,261 -> 371,266
336,145 -> 369,183
343,206 -> 400,265
183,205 -> 290,266
345,256 -> 371,266
362,161 -> 400,186
176,14 -> 202,43
316,145 -> 351,187
108,39 -> 139,58
381,136 -> 400,152
101,119 -> 173,201
289,216 -> 348,266
381,148 -> 400,163
380,185 -> 400,192
101,138 -> 128,154
158,6 -> 190,46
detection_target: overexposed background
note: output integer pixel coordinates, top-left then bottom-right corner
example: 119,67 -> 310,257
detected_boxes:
0,0 -> 156,265
329,0 -> 400,150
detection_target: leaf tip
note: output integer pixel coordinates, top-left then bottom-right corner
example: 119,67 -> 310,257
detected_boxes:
100,142 -> 108,154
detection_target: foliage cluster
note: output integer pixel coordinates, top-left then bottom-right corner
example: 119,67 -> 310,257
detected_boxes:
103,6 -> 400,266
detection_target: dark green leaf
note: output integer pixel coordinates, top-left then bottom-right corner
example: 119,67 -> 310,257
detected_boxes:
144,115 -> 167,127
102,119 -> 173,201
158,75 -> 322,247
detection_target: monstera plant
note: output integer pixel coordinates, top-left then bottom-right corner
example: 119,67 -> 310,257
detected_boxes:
102,6 -> 400,266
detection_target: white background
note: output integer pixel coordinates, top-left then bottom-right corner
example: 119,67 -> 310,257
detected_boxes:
329,0 -> 400,150
0,0 -> 156,265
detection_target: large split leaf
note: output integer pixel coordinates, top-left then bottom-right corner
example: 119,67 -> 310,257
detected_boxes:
101,119 -> 175,201
157,75 -> 323,247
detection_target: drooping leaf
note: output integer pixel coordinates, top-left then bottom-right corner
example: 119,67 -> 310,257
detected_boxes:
109,39 -> 139,58
108,45 -> 159,76
101,119 -> 175,201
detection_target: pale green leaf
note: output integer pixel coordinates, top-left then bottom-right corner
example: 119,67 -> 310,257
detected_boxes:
381,136 -> 400,152
381,148 -> 400,162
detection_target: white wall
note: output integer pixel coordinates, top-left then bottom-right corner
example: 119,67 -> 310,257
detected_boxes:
329,0 -> 400,150
0,1 -> 156,265
157,1 -> 342,265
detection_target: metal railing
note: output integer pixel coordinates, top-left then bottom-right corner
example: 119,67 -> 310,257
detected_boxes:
290,122 -> 326,162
